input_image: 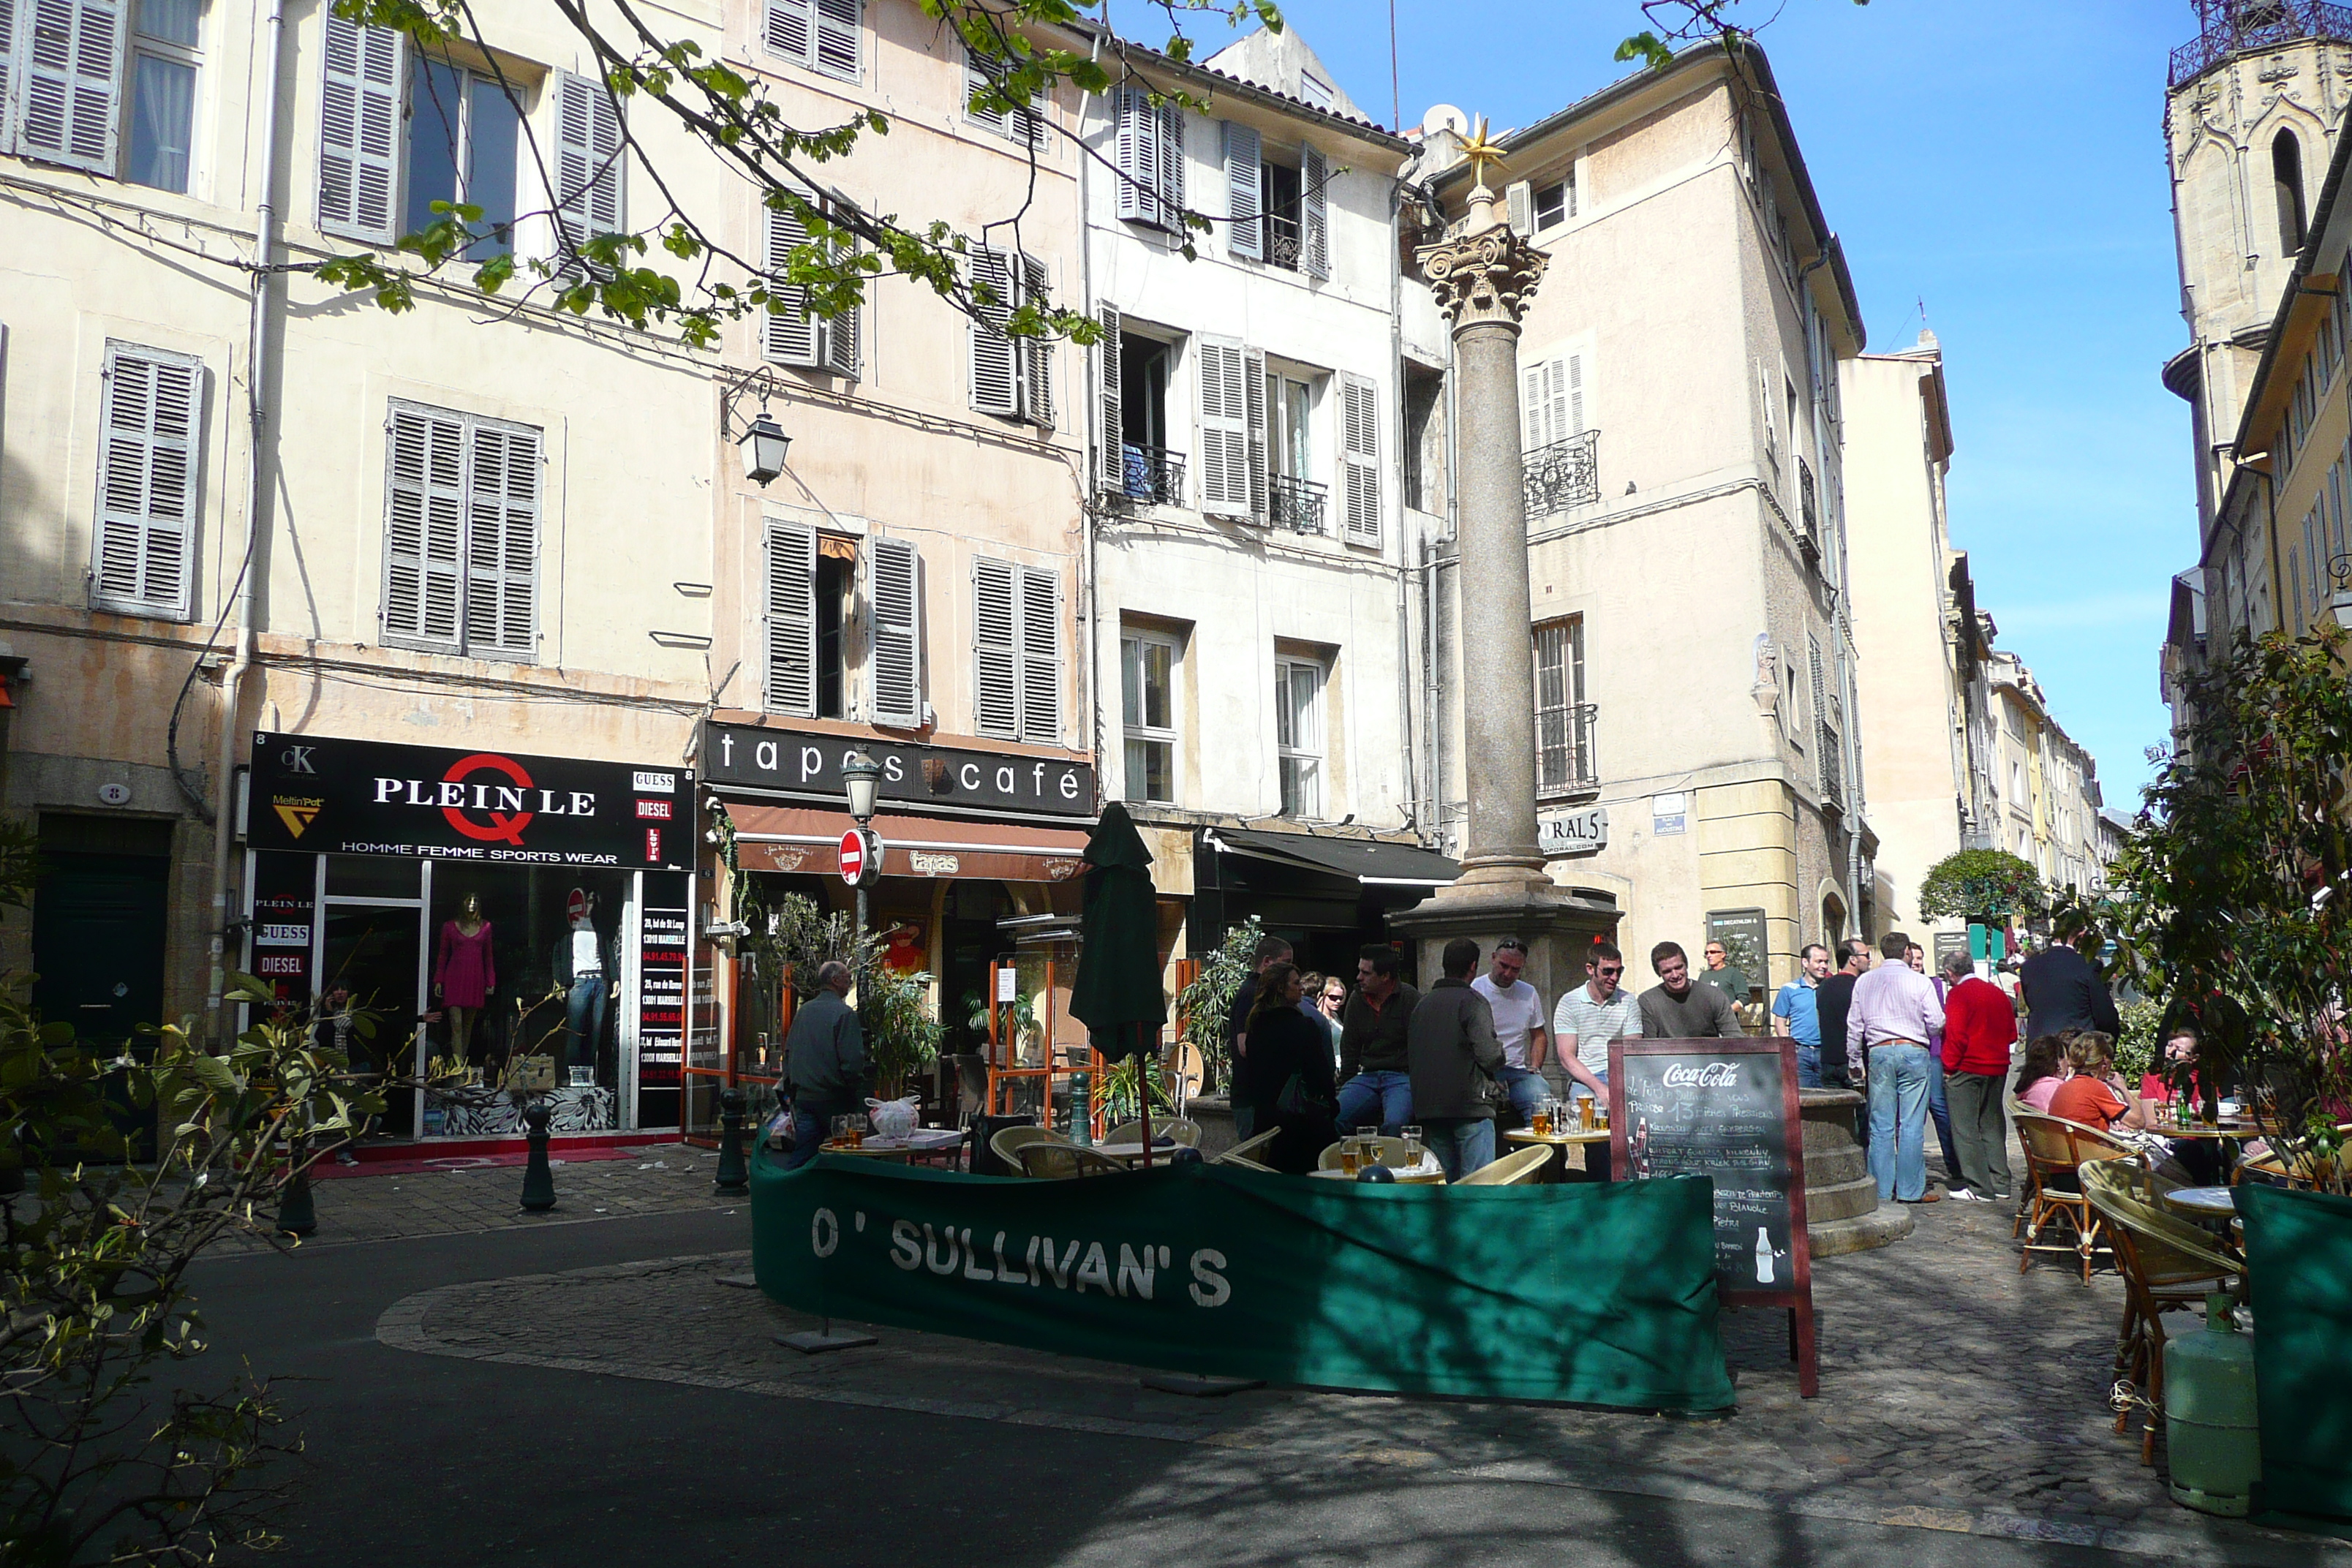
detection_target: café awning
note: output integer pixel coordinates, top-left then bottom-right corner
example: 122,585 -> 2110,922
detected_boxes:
725,804 -> 1091,884
1207,827 -> 1461,887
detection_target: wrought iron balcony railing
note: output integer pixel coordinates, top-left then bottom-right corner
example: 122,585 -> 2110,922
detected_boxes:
1536,701 -> 1599,799
1798,456 -> 1821,565
1267,472 -> 1328,534
1524,428 -> 1600,518
1265,213 -> 1303,271
1115,442 -> 1186,506
2170,1 -> 2352,88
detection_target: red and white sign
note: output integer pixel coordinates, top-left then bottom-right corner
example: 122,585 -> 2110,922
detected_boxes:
838,827 -> 869,886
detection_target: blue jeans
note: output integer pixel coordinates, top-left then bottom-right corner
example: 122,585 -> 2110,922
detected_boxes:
565,974 -> 607,1072
1424,1116 -> 1495,1181
781,1098 -> 853,1172
1795,1045 -> 1823,1089
1499,1066 -> 1548,1126
1337,1071 -> 1412,1137
1926,1056 -> 1962,1182
1866,1043 -> 1932,1202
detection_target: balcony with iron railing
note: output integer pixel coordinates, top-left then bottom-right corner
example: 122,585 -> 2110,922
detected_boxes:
1265,213 -> 1303,271
1536,701 -> 1600,799
1114,442 -> 1186,507
1798,456 -> 1820,565
1523,428 -> 1600,519
1267,472 -> 1328,534
2171,1 -> 2352,88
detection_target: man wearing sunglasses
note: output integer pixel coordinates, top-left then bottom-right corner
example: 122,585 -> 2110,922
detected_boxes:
1550,941 -> 1638,1106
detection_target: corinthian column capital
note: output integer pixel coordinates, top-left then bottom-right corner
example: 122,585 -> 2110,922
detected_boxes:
1415,224 -> 1549,331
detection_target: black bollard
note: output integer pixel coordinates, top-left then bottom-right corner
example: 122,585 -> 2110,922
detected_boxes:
714,1087 -> 750,1195
519,1100 -> 557,1211
276,1164 -> 318,1237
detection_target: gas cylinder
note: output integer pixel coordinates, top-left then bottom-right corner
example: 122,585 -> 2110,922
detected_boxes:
2165,1294 -> 2261,1517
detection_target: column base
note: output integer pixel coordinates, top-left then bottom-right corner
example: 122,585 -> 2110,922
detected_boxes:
1385,878 -> 1621,1011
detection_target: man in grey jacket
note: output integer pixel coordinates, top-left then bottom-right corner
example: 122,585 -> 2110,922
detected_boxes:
1406,937 -> 1507,1180
782,961 -> 869,1171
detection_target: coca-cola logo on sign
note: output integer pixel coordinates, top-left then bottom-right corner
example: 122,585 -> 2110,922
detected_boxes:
1662,1062 -> 1741,1089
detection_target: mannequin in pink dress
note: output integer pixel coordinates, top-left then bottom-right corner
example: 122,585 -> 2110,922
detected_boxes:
434,894 -> 496,1066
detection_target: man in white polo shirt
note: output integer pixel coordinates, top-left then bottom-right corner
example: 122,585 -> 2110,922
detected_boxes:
1471,938 -> 1548,1128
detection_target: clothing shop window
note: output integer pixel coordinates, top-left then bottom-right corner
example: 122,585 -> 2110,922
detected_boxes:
126,0 -> 201,192
1120,627 -> 1180,804
379,399 -> 540,660
1275,655 -> 1324,819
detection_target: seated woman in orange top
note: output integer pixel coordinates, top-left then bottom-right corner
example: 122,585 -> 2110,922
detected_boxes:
2046,1032 -> 2152,1134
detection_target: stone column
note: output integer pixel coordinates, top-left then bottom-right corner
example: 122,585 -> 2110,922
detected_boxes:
1389,186 -> 1618,998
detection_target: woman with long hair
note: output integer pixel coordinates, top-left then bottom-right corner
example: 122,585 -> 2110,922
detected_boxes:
1241,960 -> 1336,1174
2013,1032 -> 2071,1114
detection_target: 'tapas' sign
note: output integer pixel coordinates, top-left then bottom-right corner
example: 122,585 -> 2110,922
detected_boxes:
246,732 -> 693,869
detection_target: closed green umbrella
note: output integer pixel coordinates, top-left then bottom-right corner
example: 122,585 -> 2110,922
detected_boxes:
1068,802 -> 1168,1164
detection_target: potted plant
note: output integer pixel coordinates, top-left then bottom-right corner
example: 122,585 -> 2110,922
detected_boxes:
1172,917 -> 1262,1096
961,987 -> 1039,1063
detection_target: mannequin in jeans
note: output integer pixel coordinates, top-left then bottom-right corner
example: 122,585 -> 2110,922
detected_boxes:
550,888 -> 617,1082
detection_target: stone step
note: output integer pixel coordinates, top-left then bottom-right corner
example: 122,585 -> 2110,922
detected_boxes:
1807,1171 -> 1883,1225
1805,1143 -> 1868,1188
1810,1202 -> 1916,1257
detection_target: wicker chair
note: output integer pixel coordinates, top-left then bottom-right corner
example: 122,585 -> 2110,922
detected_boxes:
2081,1161 -> 2243,1464
1316,1136 -> 1414,1171
2015,1111 -> 2138,1282
1102,1119 -> 1202,1148
1210,1128 -> 1281,1170
1017,1142 -> 1128,1179
989,1124 -> 1068,1175
1455,1145 -> 1553,1186
2233,1120 -> 2352,1189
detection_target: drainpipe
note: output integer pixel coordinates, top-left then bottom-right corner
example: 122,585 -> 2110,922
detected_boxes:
1390,174 -> 1414,837
208,0 -> 288,1045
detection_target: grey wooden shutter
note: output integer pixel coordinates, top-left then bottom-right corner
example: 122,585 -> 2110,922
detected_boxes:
1115,86 -> 1159,225
1301,144 -> 1329,277
318,10 -> 403,243
1341,373 -> 1380,546
382,404 -> 466,652
1017,565 -> 1060,743
968,246 -> 1018,415
553,71 -> 624,267
1196,338 -> 1248,514
1020,253 -> 1052,425
764,519 -> 818,716
18,0 -> 123,172
811,0 -> 859,80
868,535 -> 920,726
962,48 -> 1003,135
0,0 -> 17,154
1096,301 -> 1123,492
763,0 -> 813,65
972,556 -> 1019,738
463,418 -> 540,659
1243,346 -> 1267,523
824,282 -> 859,377
1159,102 -> 1185,219
1567,349 -> 1586,436
1504,180 -> 1531,233
1223,121 -> 1261,261
91,342 -> 200,618
762,196 -> 818,366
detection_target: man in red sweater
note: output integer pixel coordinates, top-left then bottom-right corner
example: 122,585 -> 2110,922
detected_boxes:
1939,950 -> 2019,1201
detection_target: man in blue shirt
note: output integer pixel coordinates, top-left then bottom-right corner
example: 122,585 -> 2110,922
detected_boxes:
1772,943 -> 1831,1088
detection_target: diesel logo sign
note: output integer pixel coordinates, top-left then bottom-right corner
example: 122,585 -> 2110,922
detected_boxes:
634,799 -> 674,821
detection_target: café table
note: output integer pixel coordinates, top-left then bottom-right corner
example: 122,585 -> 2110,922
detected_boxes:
1504,1126 -> 1613,1184
1088,1141 -> 1188,1168
823,1128 -> 967,1169
1308,1154 -> 1447,1185
2160,1185 -> 2240,1223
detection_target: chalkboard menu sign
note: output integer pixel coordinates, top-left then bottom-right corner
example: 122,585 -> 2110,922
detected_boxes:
1610,1036 -> 1817,1397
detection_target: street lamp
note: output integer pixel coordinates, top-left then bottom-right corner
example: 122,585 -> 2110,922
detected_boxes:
739,412 -> 791,487
841,750 -> 881,1017
2329,554 -> 2352,632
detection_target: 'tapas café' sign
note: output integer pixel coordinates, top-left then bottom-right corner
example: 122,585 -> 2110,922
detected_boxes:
246,732 -> 693,869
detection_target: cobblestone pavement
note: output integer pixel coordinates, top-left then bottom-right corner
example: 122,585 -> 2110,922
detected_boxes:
374,1193 -> 2342,1567
206,1142 -> 740,1254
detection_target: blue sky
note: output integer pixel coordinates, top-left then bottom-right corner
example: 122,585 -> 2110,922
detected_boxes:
1119,0 -> 2193,804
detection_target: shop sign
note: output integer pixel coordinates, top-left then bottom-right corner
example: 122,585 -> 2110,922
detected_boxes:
246,732 -> 694,869
700,721 -> 1094,821
1537,806 -> 1607,857
636,900 -> 687,1089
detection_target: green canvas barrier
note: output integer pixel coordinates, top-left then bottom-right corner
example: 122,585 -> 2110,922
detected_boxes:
750,1150 -> 1736,1411
2241,1181 -> 2352,1538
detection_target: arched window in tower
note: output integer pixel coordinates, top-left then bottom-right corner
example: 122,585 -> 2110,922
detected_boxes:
2275,128 -> 2308,256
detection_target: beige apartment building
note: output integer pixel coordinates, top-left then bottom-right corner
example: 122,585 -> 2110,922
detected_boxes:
0,0 -> 1093,1142
1413,37 -> 1874,1003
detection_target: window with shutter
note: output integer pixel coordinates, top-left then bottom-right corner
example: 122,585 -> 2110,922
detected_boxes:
1017,565 -> 1059,743
972,556 -> 1020,739
318,10 -> 402,242
1159,102 -> 1185,219
968,246 -> 1019,416
1243,346 -> 1267,522
964,47 -> 1043,146
1096,301 -> 1123,493
764,520 -> 818,716
381,400 -> 540,660
1115,86 -> 1168,227
811,0 -> 859,80
1340,374 -> 1379,546
1196,339 -> 1250,514
1300,144 -> 1329,278
763,189 -> 859,376
91,342 -> 200,619
553,71 -> 625,271
1223,121 -> 1261,261
0,3 -> 15,153
1021,254 -> 1052,426
18,0 -> 124,173
867,535 -> 921,726
1504,180 -> 1531,234
763,0 -> 813,64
